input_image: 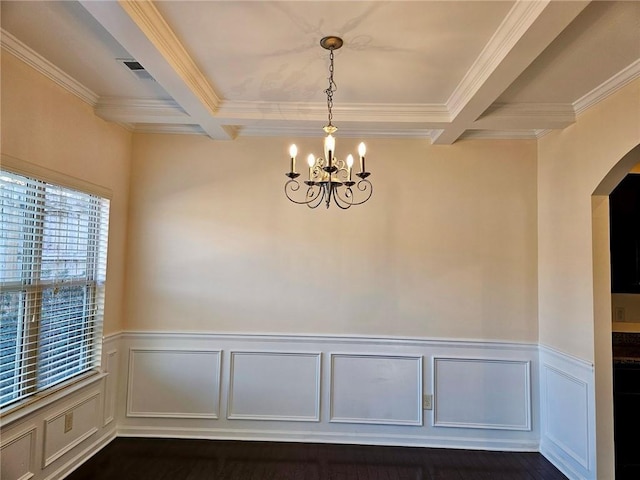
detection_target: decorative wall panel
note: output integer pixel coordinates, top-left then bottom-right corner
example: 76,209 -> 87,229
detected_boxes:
103,349 -> 118,426
538,346 -> 595,479
330,354 -> 423,425
43,393 -> 100,467
127,349 -> 221,418
433,357 -> 531,430
543,365 -> 589,468
228,351 -> 321,421
0,425 -> 36,480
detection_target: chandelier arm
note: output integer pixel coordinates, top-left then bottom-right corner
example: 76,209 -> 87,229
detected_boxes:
332,185 -> 355,209
345,179 -> 373,206
305,185 -> 324,209
307,185 -> 325,208
284,180 -> 322,205
332,188 -> 354,210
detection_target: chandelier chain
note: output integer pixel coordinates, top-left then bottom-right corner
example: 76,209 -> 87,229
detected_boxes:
325,48 -> 337,127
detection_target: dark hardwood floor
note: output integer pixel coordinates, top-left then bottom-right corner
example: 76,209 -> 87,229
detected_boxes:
66,438 -> 568,480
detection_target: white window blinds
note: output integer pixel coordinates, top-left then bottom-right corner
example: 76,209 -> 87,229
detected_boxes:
0,169 -> 109,408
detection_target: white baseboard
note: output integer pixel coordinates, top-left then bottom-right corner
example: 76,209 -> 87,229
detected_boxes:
44,428 -> 115,480
116,424 -> 539,452
541,442 -> 589,480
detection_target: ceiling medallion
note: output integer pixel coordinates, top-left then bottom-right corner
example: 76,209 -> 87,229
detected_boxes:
285,36 -> 372,209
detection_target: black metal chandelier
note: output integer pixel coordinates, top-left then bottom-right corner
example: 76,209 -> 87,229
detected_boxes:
285,36 -> 372,209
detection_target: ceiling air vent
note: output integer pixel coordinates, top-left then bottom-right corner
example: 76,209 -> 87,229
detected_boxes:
117,58 -> 155,81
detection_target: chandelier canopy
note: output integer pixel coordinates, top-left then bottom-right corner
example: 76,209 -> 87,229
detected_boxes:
285,36 -> 372,209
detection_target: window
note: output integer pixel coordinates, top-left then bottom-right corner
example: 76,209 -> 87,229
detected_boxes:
0,169 -> 109,408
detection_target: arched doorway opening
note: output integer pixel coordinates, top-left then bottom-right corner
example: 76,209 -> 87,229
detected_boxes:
592,143 -> 640,478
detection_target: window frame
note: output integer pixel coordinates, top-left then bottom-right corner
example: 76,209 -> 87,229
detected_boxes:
0,158 -> 111,412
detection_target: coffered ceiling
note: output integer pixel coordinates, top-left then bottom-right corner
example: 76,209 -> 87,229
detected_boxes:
2,1 -> 639,143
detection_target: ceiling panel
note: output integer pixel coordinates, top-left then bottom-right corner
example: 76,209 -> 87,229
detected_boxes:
1,0 -> 171,99
1,1 -> 637,141
154,0 -> 515,104
497,1 -> 640,104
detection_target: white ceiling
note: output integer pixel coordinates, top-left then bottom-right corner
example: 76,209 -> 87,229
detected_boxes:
2,1 -> 639,143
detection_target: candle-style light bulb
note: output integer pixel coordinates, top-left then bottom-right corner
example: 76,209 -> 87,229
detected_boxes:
346,154 -> 354,181
324,135 -> 335,167
325,135 -> 335,154
307,154 -> 315,180
358,142 -> 366,173
289,144 -> 298,173
358,142 -> 366,158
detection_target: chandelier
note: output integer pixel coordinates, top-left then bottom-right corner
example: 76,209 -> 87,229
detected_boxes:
285,36 -> 372,209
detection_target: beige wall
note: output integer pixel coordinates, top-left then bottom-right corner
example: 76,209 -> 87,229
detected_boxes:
538,78 -> 640,361
4,35 -> 640,480
538,77 -> 640,479
0,52 -> 132,335
126,134 -> 538,340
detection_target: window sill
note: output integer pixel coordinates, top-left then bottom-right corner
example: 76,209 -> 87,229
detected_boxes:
0,371 -> 107,427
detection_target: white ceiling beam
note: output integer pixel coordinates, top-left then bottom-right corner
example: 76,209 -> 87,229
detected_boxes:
95,97 -> 191,124
432,0 -> 590,145
78,0 -> 231,140
460,130 -> 539,140
472,103 -> 576,130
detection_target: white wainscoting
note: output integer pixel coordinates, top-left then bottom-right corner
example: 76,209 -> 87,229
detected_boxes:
433,357 -> 531,430
103,349 -> 118,427
116,332 -> 540,451
228,351 -> 321,421
539,345 -> 596,480
0,424 -> 36,480
330,354 -> 422,426
127,349 -> 221,419
0,334 -> 120,480
43,392 -> 100,468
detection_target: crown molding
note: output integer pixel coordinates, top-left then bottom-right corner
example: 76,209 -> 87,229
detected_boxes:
446,0 -> 550,118
535,129 -> 552,139
4,16 -> 635,143
118,0 -> 221,115
239,125 -> 431,139
218,101 -> 450,125
0,29 -> 98,106
573,58 -> 640,116
460,130 -> 538,140
133,123 -> 205,135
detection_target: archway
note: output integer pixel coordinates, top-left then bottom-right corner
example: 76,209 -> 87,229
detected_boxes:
592,143 -> 640,478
